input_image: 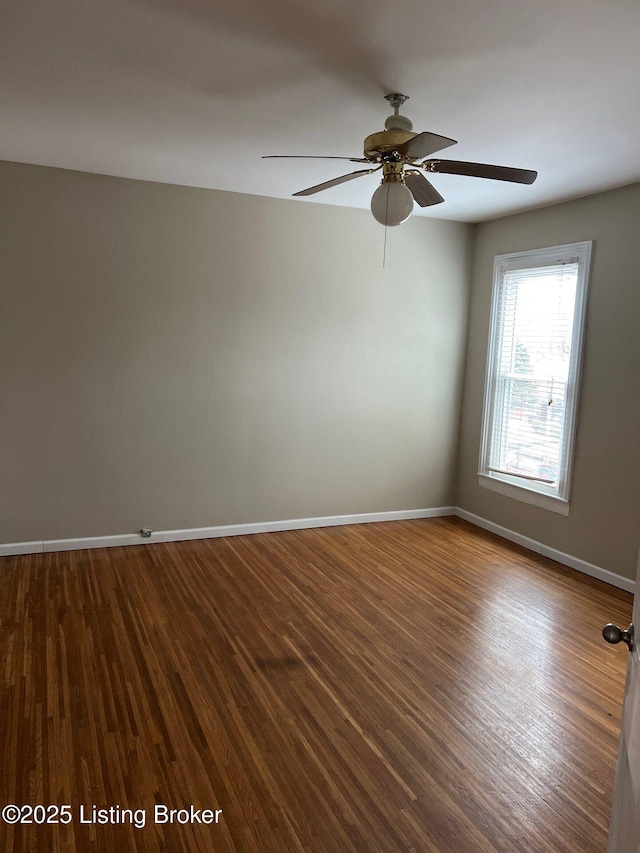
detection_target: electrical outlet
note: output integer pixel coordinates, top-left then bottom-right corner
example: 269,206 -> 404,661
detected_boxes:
140,529 -> 152,538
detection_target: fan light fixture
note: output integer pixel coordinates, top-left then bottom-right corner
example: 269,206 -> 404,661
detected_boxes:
370,178 -> 414,227
263,94 -> 538,227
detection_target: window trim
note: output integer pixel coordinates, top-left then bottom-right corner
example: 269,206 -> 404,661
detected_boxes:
478,241 -> 593,514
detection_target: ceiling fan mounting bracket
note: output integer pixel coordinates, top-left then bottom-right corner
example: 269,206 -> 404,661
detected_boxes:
384,93 -> 410,113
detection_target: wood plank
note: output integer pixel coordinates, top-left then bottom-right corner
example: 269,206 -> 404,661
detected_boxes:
0,517 -> 632,851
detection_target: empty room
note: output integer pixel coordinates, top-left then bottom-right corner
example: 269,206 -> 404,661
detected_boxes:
1,0 -> 639,851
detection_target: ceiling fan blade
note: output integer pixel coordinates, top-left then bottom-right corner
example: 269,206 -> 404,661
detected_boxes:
263,155 -> 371,163
424,159 -> 537,184
292,167 -> 380,197
404,171 -> 445,207
395,132 -> 458,160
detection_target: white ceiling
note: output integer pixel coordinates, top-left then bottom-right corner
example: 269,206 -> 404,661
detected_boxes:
1,0 -> 639,222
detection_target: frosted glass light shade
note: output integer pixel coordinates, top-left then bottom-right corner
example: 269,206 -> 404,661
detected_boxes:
370,180 -> 414,226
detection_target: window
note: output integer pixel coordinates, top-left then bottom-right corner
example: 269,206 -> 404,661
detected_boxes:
479,242 -> 592,515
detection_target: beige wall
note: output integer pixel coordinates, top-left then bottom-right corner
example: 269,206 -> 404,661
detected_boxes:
0,160 -> 473,542
456,183 -> 640,580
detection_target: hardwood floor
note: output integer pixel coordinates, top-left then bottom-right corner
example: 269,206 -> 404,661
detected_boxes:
0,517 -> 632,852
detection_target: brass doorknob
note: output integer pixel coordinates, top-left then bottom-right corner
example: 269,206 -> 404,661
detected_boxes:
602,623 -> 634,651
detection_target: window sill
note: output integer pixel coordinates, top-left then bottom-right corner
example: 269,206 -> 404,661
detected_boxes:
478,474 -> 570,516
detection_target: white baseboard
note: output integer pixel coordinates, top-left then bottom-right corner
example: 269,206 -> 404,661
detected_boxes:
454,507 -> 635,594
2,506 -> 633,595
0,506 -> 456,558
0,540 -> 44,557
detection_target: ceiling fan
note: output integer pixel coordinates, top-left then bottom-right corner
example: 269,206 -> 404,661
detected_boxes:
263,93 -> 537,226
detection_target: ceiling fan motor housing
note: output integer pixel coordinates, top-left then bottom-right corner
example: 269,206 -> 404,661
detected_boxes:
364,129 -> 417,162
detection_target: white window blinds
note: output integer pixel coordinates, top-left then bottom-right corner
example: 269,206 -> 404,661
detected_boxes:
480,243 -> 592,509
